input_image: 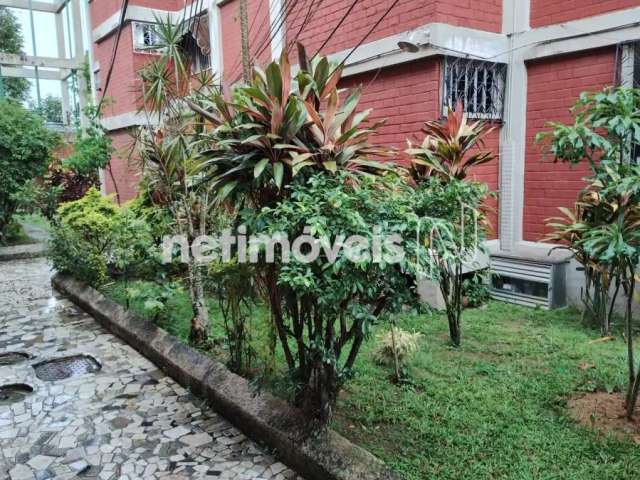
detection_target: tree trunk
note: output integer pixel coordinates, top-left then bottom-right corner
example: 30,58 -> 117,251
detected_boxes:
302,360 -> 338,428
625,271 -> 636,418
187,257 -> 210,346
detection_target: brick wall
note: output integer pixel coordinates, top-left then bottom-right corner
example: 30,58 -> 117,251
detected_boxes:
89,0 -> 184,27
220,0 -> 272,86
102,129 -> 140,203
286,0 -> 502,57
340,58 -> 500,236
523,47 -> 616,242
530,0 -> 640,28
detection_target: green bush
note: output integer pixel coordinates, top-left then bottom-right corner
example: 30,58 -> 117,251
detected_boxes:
0,100 -> 59,243
49,188 -> 157,286
247,172 -> 428,424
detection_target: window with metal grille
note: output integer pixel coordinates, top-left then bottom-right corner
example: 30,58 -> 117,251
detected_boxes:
615,41 -> 640,163
133,22 -> 161,53
441,56 -> 507,120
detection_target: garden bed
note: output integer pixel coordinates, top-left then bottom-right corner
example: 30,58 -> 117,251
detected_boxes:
52,273 -> 398,480
101,278 -> 640,479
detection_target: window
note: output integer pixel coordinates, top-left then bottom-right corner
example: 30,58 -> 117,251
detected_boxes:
181,13 -> 211,73
441,56 -> 507,120
133,22 -> 161,53
132,15 -> 212,72
93,68 -> 100,92
615,42 -> 640,162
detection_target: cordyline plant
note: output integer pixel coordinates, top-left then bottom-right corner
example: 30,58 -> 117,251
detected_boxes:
406,103 -> 494,347
537,86 -> 640,419
134,14 -> 220,345
188,46 -> 412,425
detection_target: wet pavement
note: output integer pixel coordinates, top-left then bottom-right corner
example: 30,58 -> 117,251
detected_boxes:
0,258 -> 302,480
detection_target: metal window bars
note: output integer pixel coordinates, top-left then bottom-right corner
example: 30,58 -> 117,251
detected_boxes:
441,56 -> 507,121
614,41 -> 640,163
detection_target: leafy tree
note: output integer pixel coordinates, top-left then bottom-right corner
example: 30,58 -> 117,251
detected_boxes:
30,95 -> 63,124
247,172 -> 427,424
538,87 -> 640,419
0,100 -> 58,243
64,105 -> 113,176
136,15 -> 219,345
0,7 -> 30,102
407,104 -> 494,346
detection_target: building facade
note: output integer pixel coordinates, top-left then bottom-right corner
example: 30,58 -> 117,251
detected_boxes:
88,0 -> 640,306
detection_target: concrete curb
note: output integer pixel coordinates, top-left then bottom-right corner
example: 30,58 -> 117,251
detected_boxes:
0,243 -> 48,261
52,273 -> 398,480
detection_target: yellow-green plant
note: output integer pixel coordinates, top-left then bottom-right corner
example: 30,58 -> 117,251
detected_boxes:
373,327 -> 422,383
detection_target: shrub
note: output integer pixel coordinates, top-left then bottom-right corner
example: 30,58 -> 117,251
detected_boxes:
537,86 -> 640,419
0,100 -> 59,243
373,328 -> 422,382
247,172 -> 427,425
57,188 -> 118,243
50,188 -> 156,287
462,271 -> 490,308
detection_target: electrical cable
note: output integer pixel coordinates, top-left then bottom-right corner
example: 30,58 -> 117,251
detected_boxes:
311,0 -> 358,60
97,0 -> 130,113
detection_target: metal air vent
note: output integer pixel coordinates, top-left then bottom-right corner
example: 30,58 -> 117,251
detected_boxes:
490,255 -> 568,309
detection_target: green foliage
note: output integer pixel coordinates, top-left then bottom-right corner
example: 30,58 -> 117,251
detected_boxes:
407,102 -> 495,182
462,270 -> 490,308
190,48 -> 393,205
0,100 -> 59,243
126,185 -> 175,243
0,7 -> 30,102
50,188 -> 157,287
334,302 -> 638,480
207,260 -> 257,375
536,88 -> 640,169
50,188 -> 118,285
247,172 -> 427,424
57,188 -> 118,242
30,95 -> 63,124
413,177 -> 490,347
125,280 -> 182,325
64,105 -> 113,175
540,86 -> 640,418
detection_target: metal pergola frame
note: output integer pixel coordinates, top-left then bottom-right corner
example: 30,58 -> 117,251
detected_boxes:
0,0 -> 89,127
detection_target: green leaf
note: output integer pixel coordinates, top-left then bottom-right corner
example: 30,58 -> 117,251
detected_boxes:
254,158 -> 270,178
273,162 -> 284,189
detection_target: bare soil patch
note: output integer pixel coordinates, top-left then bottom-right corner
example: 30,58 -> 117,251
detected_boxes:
568,391 -> 640,443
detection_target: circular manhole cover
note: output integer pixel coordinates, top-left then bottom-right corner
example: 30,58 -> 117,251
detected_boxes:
33,355 -> 101,381
0,384 -> 33,406
0,352 -> 30,366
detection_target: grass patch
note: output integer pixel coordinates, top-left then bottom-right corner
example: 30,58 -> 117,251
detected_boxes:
15,212 -> 51,233
102,279 -> 640,479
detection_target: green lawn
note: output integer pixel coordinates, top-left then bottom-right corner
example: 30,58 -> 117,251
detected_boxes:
102,280 -> 640,480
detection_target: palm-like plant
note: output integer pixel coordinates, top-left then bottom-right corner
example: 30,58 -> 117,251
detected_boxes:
134,14 -> 221,345
407,101 -> 495,182
189,47 -> 393,207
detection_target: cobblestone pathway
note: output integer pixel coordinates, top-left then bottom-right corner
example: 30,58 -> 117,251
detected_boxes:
0,258 -> 302,480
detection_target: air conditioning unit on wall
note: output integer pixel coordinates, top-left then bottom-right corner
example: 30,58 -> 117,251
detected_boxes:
490,254 -> 569,309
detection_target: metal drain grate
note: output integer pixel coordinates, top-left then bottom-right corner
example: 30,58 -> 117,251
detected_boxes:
0,352 -> 29,366
0,384 -> 33,406
33,355 -> 101,381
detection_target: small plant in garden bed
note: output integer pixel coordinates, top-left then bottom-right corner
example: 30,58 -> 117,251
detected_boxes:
407,103 -> 494,347
462,270 -> 490,308
538,86 -> 640,419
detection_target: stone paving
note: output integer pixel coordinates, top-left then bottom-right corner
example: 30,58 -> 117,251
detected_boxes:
0,258 -> 303,480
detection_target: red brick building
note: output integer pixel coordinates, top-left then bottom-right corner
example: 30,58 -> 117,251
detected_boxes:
88,0 -> 640,307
